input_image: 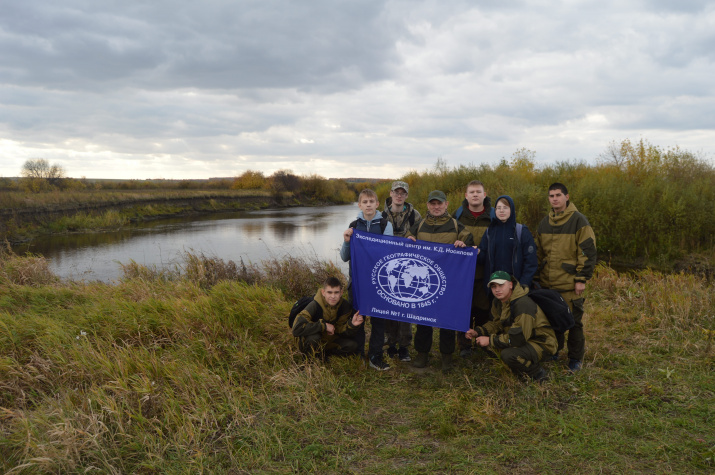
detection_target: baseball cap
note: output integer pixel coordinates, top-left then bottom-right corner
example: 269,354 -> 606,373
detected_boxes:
488,270 -> 512,286
427,190 -> 447,202
391,181 -> 409,193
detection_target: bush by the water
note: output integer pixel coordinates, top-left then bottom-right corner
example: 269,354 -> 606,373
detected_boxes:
375,140 -> 715,268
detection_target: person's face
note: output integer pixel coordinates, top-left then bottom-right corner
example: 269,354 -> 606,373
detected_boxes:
390,188 -> 408,206
358,194 -> 378,217
427,199 -> 448,216
549,189 -> 569,213
321,285 -> 343,307
465,185 -> 486,209
495,200 -> 511,223
490,280 -> 513,302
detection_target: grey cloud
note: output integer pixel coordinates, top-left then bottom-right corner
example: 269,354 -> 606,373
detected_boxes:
0,0 -> 403,92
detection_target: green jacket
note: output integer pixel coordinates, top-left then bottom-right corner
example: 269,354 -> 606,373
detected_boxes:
405,212 -> 475,246
291,289 -> 359,342
534,202 -> 597,291
475,283 -> 557,358
382,197 -> 422,237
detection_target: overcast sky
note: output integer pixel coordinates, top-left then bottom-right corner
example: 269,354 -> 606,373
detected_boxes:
1,0 -> 713,180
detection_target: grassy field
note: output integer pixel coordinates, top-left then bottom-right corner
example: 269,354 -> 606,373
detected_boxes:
0,251 -> 713,474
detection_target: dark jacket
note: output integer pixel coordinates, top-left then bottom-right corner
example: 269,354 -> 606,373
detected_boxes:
454,196 -> 492,279
291,289 -> 360,341
477,195 -> 537,288
340,211 -> 394,262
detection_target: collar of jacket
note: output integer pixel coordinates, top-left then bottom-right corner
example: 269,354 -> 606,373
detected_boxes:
549,201 -> 578,226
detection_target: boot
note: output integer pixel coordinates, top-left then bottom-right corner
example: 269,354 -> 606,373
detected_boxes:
412,352 -> 429,368
531,367 -> 550,383
441,353 -> 454,373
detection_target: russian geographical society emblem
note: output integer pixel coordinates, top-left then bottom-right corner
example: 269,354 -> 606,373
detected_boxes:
371,253 -> 447,307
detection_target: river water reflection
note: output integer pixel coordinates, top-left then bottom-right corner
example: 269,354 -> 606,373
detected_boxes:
13,205 -> 359,282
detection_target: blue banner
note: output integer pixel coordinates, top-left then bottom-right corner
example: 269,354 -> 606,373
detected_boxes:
350,230 -> 478,332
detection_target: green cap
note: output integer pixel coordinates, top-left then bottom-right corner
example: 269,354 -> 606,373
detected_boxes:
427,190 -> 447,202
488,270 -> 512,286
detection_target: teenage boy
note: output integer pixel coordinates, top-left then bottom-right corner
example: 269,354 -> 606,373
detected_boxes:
405,190 -> 474,372
534,183 -> 597,372
382,180 -> 421,362
341,189 -> 394,370
466,271 -> 556,382
453,180 -> 493,357
292,277 -> 365,358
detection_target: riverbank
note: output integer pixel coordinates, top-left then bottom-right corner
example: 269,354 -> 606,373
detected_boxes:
0,252 -> 712,473
0,189 -> 330,244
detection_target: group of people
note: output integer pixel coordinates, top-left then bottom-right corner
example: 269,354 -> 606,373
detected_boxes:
291,179 -> 597,382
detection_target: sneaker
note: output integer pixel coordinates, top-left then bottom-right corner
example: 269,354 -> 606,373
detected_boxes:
369,354 -> 391,371
547,351 -> 560,362
568,359 -> 583,372
459,347 -> 473,358
412,352 -> 429,368
441,353 -> 454,373
398,346 -> 411,362
386,346 -> 398,358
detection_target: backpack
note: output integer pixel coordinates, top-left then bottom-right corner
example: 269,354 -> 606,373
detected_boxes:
350,217 -> 388,234
288,296 -> 322,328
527,289 -> 575,333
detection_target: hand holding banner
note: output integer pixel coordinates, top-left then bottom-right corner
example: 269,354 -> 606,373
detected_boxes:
349,230 -> 477,332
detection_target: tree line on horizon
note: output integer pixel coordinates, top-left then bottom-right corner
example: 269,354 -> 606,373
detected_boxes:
2,139 -> 713,265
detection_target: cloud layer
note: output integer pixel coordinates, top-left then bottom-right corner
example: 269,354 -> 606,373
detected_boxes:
1,0 -> 713,179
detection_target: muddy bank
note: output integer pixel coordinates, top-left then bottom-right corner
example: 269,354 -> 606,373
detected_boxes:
1,193 -> 315,244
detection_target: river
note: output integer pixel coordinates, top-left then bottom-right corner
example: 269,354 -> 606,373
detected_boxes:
12,204 -> 360,282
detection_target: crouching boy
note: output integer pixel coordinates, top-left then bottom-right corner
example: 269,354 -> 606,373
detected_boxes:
466,271 -> 557,382
292,277 -> 365,358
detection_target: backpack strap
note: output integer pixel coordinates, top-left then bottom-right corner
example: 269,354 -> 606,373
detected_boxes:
516,223 -> 523,242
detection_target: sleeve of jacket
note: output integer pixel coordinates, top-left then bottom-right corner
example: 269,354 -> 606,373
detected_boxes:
340,240 -> 350,262
575,220 -> 597,283
476,302 -> 502,336
457,221 -> 475,246
491,304 -> 537,350
340,306 -> 361,337
519,226 -> 538,287
533,222 -> 544,283
291,302 -> 325,337
405,221 -> 420,239
476,231 -> 488,266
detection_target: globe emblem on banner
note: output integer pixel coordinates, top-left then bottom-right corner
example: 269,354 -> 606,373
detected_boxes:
375,257 -> 442,303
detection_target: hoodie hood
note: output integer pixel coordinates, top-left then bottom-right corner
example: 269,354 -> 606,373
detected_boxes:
493,195 -> 517,228
549,201 -> 579,226
356,210 -> 381,224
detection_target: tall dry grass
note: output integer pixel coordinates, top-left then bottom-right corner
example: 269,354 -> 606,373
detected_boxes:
1,251 -> 713,472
